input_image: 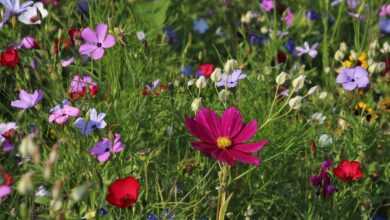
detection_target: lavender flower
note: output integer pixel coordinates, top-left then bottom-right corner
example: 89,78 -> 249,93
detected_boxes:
89,133 -> 124,163
11,89 -> 43,109
336,67 -> 369,91
295,42 -> 319,58
310,160 -> 337,198
216,69 -> 247,88
0,0 -> 33,28
193,18 -> 209,34
79,23 -> 116,60
260,0 -> 273,12
74,108 -> 106,135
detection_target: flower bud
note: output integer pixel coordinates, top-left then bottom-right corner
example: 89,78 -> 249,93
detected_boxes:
218,89 -> 230,102
20,36 -> 38,49
292,75 -> 305,91
17,172 -> 34,195
380,42 -> 390,54
307,85 -> 319,96
339,42 -> 348,52
260,26 -> 268,34
187,79 -> 195,87
275,72 -> 288,85
349,50 -> 358,61
318,134 -> 333,147
191,98 -> 202,112
19,135 -> 37,158
224,59 -> 238,74
334,50 -> 344,61
289,96 -> 303,110
195,76 -> 207,89
70,183 -> 90,202
319,91 -> 327,99
210,68 -> 222,82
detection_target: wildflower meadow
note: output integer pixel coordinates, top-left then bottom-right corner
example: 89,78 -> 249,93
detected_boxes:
0,0 -> 390,219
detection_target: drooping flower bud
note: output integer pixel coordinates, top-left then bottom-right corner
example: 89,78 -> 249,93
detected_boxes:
195,76 -> 207,89
191,98 -> 202,112
223,59 -> 238,74
289,96 -> 303,110
210,68 -> 222,82
275,72 -> 288,85
292,75 -> 305,91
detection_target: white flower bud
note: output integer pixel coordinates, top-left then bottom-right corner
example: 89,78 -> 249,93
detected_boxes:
339,42 -> 348,52
319,91 -> 328,99
187,79 -> 195,87
218,89 -> 230,102
311,112 -> 326,124
191,98 -> 202,112
289,96 -> 303,110
195,76 -> 207,89
292,75 -> 305,91
318,134 -> 333,147
17,172 -> 34,195
307,85 -> 319,96
70,183 -> 90,202
275,72 -> 288,85
350,50 -> 358,61
334,50 -> 345,61
224,59 -> 238,74
368,63 -> 377,73
260,26 -> 268,34
19,135 -> 37,158
380,42 -> 390,54
241,11 -> 257,24
210,67 -> 222,82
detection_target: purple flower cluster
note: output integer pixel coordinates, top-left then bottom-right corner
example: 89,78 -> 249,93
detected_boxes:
310,160 -> 337,198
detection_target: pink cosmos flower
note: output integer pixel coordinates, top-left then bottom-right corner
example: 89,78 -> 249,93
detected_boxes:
11,89 -> 43,109
283,8 -> 294,27
185,107 -> 268,166
49,100 -> 80,125
79,23 -> 116,60
260,0 -> 274,12
89,133 -> 125,163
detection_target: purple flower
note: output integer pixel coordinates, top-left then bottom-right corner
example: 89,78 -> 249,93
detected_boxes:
61,57 -> 75,67
249,33 -> 267,45
260,0 -> 273,12
89,133 -> 125,163
193,18 -> 209,34
216,69 -> 247,88
163,26 -> 178,45
181,65 -> 193,76
336,67 -> 369,91
19,36 -> 38,49
11,89 -> 43,109
79,23 -> 116,60
379,4 -> 390,17
310,160 -> 336,198
306,10 -> 320,21
49,100 -> 80,125
346,0 -> 359,10
0,122 -> 16,152
285,39 -> 295,54
0,185 -> 12,199
379,18 -> 390,34
0,0 -> 33,29
74,108 -> 106,135
295,42 -> 319,58
283,8 -> 294,27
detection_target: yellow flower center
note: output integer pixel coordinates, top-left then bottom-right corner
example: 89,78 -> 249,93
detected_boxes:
216,137 -> 232,150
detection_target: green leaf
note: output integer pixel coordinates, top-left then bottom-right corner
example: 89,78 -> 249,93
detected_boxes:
132,0 -> 171,35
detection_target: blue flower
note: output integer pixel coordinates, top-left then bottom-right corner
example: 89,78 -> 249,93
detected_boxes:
97,208 -> 108,216
306,10 -> 320,21
248,33 -> 266,45
379,18 -> 390,35
181,65 -> 193,76
164,26 -> 179,45
147,214 -> 159,220
285,39 -> 295,54
193,18 -> 209,34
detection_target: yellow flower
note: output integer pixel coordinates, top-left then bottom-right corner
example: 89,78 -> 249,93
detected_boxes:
358,52 -> 368,69
342,60 -> 353,68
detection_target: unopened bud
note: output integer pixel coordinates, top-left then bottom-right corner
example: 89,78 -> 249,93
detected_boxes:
210,68 -> 222,82
191,98 -> 202,112
195,76 -> 207,89
275,72 -> 288,85
289,96 -> 303,110
17,172 -> 34,194
292,75 -> 305,91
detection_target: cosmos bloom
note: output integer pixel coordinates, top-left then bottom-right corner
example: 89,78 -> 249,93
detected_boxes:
74,108 -> 106,135
0,0 -> 33,28
295,42 -> 319,58
310,160 -> 337,198
17,2 -> 48,25
49,100 -> 80,125
193,18 -> 208,34
333,160 -> 363,182
336,67 -> 369,91
0,169 -> 13,199
283,8 -> 294,27
197,63 -> 214,78
185,107 -> 268,166
79,23 -> 116,60
106,176 -> 140,208
260,0 -> 273,12
89,133 -> 125,163
11,89 -> 43,109
69,74 -> 99,100
216,69 -> 247,88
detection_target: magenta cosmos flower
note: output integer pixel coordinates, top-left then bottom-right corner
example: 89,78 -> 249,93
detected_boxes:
79,23 -> 116,60
185,107 -> 268,166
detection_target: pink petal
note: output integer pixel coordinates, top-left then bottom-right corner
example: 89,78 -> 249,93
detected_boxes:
112,134 -> 124,153
229,149 -> 260,166
195,108 -> 221,139
185,118 -> 215,143
61,57 -> 75,67
232,120 -> 257,143
95,24 -> 108,43
79,44 -> 97,56
191,141 -> 216,155
215,150 -> 236,166
63,106 -> 80,117
81,27 -> 97,43
97,152 -> 111,163
0,186 -> 12,199
11,100 -> 29,109
232,140 -> 268,153
103,34 -> 116,48
54,115 -> 69,124
91,47 -> 105,60
221,107 -> 244,137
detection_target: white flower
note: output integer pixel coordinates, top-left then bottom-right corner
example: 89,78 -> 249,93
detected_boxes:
311,112 -> 326,124
17,172 -> 34,194
240,11 -> 257,24
319,91 -> 328,99
187,79 -> 195,87
295,42 -> 319,58
339,42 -> 348,52
35,185 -> 50,197
210,67 -> 222,82
289,96 -> 303,110
292,75 -> 305,91
195,76 -> 207,89
18,2 -> 48,25
136,31 -> 146,41
349,50 -> 358,61
191,98 -> 202,112
307,85 -> 319,96
318,134 -> 333,147
275,72 -> 288,85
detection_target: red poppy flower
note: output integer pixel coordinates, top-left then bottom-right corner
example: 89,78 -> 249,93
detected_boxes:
198,64 -> 214,78
0,48 -> 20,68
333,160 -> 363,182
106,176 -> 140,208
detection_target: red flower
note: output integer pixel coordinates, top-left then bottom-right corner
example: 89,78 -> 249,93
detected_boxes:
68,28 -> 81,45
0,48 -> 19,68
384,57 -> 390,76
198,64 -> 214,78
333,160 -> 363,182
106,176 -> 140,208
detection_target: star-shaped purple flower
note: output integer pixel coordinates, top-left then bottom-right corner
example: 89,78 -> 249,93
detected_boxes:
11,89 -> 43,109
79,23 -> 116,60
89,133 -> 124,163
336,67 -> 369,91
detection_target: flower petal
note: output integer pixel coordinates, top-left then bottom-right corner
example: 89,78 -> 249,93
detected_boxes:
103,34 -> 116,48
81,27 -> 97,43
91,47 -> 105,60
79,44 -> 97,56
96,24 -> 108,43
229,149 -> 260,166
220,107 -> 244,137
232,120 -> 257,143
185,118 -> 215,143
232,140 -> 268,153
